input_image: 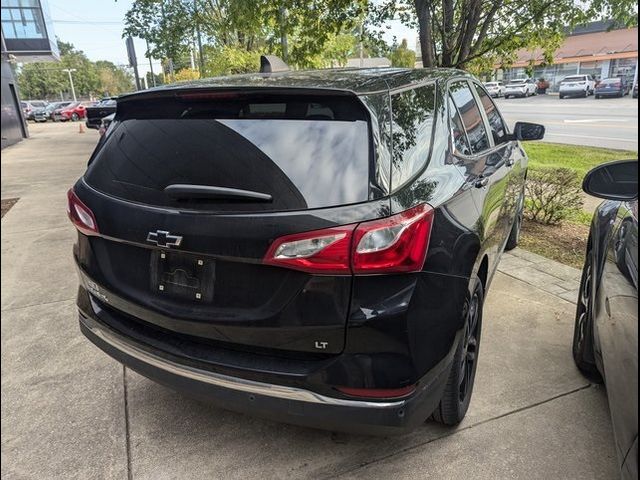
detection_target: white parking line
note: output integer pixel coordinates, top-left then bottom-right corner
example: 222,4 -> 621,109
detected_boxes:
564,119 -> 629,123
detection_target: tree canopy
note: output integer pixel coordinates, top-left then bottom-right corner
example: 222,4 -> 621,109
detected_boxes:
17,40 -> 134,100
370,0 -> 638,70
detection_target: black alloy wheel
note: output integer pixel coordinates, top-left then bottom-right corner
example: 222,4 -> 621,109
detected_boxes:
572,251 -> 603,382
432,279 -> 484,425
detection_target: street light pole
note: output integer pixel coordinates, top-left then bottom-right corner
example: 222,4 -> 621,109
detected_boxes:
62,68 -> 77,101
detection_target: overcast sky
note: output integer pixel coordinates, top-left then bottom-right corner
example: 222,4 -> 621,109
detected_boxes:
47,0 -> 418,77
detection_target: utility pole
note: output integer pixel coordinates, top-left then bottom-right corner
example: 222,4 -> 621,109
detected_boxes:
126,37 -> 141,90
359,19 -> 364,67
194,0 -> 204,76
62,68 -> 77,101
279,4 -> 288,63
146,38 -> 156,87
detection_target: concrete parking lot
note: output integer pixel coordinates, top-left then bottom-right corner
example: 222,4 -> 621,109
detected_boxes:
1,122 -> 618,479
497,94 -> 638,150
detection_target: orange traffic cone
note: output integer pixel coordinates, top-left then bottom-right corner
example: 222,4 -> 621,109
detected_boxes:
78,123 -> 85,134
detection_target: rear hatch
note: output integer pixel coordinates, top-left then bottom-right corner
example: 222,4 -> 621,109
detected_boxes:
74,88 -> 384,355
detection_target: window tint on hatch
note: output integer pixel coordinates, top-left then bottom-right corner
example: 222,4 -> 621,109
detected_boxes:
473,83 -> 508,145
85,95 -> 371,212
449,81 -> 490,154
390,84 -> 436,190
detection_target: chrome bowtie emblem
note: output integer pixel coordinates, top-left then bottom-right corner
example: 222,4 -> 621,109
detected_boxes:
147,230 -> 183,248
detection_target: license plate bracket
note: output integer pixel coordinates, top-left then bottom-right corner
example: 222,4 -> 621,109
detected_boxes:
150,250 -> 215,302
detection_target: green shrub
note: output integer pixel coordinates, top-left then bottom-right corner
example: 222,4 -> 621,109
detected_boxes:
524,168 -> 583,225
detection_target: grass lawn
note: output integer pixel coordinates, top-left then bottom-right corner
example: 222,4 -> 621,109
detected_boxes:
519,142 -> 636,267
523,142 -> 637,177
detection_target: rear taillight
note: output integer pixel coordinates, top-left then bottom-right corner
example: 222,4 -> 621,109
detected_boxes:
67,188 -> 99,236
352,203 -> 433,273
263,204 -> 434,275
263,225 -> 354,274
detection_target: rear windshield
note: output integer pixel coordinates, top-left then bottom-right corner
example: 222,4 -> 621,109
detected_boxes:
85,93 -> 371,212
484,83 -> 498,87
508,80 -> 526,84
600,78 -> 621,85
562,76 -> 585,82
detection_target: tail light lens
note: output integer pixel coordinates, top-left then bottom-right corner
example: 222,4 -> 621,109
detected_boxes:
67,188 -> 99,236
263,225 -> 355,274
263,204 -> 434,275
352,204 -> 434,273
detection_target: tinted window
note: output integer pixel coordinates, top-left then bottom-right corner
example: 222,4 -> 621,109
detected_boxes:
447,94 -> 471,156
85,95 -> 371,212
450,81 -> 490,154
473,83 -> 508,145
390,84 -> 436,189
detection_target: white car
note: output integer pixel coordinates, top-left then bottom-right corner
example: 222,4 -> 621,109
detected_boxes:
504,78 -> 537,98
558,74 -> 596,99
483,82 -> 505,97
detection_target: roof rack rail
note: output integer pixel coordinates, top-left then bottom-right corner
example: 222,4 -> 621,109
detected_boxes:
260,55 -> 290,73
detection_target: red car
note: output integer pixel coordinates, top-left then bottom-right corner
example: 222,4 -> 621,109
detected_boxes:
52,102 -> 86,122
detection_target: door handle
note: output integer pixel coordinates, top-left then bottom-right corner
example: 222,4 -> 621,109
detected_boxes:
475,176 -> 489,188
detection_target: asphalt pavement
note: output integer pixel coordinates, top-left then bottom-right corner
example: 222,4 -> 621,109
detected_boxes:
1,122 -> 619,479
496,94 -> 638,151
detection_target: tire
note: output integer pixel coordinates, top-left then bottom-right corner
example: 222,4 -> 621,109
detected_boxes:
584,89 -> 588,98
572,250 -> 603,383
505,195 -> 524,251
432,279 -> 484,425
71,113 -> 79,121
559,94 -> 564,99
595,95 -> 600,99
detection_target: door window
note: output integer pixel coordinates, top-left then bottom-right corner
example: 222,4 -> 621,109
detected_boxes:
449,81 -> 490,154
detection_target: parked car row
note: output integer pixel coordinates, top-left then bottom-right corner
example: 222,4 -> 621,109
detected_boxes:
484,75 -> 637,100
21,100 -> 113,123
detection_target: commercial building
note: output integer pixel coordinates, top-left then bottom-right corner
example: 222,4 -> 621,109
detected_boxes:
1,0 -> 59,149
495,21 -> 638,92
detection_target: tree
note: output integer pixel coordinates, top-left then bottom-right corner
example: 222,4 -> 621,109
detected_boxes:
174,67 -> 201,81
95,61 -> 135,96
389,39 -> 415,67
124,0 -> 368,71
17,40 -> 133,100
372,0 -> 638,69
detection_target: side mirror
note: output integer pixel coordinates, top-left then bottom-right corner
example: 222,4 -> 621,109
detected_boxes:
513,121 -> 545,141
583,160 -> 638,201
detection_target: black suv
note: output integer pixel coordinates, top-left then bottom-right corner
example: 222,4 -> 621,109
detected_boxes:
69,67 -> 544,434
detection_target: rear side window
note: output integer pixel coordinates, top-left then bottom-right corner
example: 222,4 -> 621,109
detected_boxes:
449,81 -> 490,154
390,84 -> 436,190
473,84 -> 508,145
85,94 -> 371,212
447,95 -> 471,156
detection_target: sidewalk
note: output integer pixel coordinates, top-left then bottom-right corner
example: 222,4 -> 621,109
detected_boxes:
1,123 -> 616,480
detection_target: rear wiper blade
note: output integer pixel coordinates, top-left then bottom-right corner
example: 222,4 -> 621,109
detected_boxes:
164,184 -> 272,202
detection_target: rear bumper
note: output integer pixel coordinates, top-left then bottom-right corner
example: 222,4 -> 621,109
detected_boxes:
595,90 -> 623,96
504,90 -> 526,97
79,310 -> 451,435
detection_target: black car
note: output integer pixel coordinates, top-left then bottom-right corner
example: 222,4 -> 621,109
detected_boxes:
85,97 -> 117,129
573,159 -> 638,479
633,83 -> 638,99
595,78 -> 630,98
69,66 -> 544,434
